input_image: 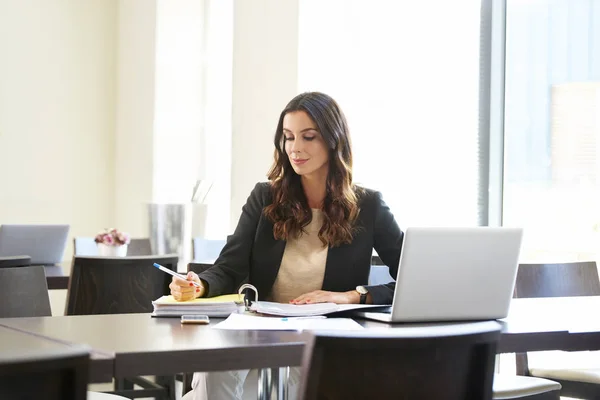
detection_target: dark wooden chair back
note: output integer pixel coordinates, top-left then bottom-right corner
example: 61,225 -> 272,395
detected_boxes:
66,254 -> 178,315
127,238 -> 153,256
513,261 -> 600,381
187,262 -> 213,275
0,266 -> 52,317
0,344 -> 89,400
297,321 -> 501,400
514,261 -> 600,298
0,255 -> 31,268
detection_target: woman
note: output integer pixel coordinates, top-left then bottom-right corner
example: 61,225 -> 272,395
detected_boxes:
174,92 -> 403,400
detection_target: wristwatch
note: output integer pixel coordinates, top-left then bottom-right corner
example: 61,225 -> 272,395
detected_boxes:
356,285 -> 368,304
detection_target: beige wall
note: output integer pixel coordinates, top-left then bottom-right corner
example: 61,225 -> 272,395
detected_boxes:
230,0 -> 299,228
0,0 -> 118,257
0,0 -> 303,256
114,0 -> 157,238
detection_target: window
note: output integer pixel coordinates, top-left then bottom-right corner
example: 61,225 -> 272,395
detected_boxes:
503,0 -> 600,261
298,0 -> 484,227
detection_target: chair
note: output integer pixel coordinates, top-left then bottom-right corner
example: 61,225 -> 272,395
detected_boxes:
368,265 -> 394,285
0,255 -> 31,268
0,344 -> 90,400
66,254 -> 178,315
187,262 -> 213,275
191,237 -> 226,261
74,237 -> 153,257
492,374 -> 560,399
297,321 -> 502,400
66,255 -> 178,399
127,238 -> 153,256
0,266 -> 126,399
73,237 -> 98,256
513,261 -> 600,399
0,266 -> 52,317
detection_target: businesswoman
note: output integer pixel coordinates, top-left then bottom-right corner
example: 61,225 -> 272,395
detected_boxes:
174,92 -> 403,400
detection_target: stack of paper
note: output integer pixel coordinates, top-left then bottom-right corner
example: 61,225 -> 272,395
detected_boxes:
213,313 -> 364,331
250,301 -> 385,317
151,294 -> 243,317
251,301 -> 339,317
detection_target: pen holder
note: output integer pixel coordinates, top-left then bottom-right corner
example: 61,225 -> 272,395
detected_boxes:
147,203 -> 192,263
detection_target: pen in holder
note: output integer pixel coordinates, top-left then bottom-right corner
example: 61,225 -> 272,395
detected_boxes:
238,283 -> 258,311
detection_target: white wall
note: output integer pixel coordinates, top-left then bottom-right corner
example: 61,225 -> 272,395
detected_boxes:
230,0 -> 299,228
114,0 -> 157,238
0,0 -> 118,257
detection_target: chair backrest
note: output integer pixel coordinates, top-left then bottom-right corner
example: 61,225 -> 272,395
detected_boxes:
127,238 -> 153,256
368,265 -> 394,285
297,321 -> 501,400
73,237 -> 98,256
66,254 -> 178,315
513,261 -> 600,375
0,255 -> 31,268
0,266 -> 52,317
514,261 -> 600,298
192,237 -> 226,261
0,344 -> 89,400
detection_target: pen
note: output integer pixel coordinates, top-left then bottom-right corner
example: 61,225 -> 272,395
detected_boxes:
153,263 -> 202,287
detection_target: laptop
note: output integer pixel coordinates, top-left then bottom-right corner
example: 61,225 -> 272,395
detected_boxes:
0,224 -> 70,265
355,227 -> 523,323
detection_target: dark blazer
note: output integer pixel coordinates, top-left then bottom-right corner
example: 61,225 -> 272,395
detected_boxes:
199,182 -> 403,305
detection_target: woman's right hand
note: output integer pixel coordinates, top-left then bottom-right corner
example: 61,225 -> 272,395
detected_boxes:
169,271 -> 204,301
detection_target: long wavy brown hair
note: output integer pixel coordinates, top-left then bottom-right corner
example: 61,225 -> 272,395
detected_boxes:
263,92 -> 361,247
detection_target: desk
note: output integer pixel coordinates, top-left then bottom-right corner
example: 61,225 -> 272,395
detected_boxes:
498,296 -> 600,353
0,314 -> 306,379
1,297 -> 599,397
0,325 -> 114,383
44,263 -> 70,290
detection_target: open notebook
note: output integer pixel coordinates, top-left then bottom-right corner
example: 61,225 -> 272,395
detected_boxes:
151,284 -> 385,318
240,284 -> 384,317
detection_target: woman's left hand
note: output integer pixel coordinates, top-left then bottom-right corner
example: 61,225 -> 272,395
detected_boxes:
290,290 -> 359,305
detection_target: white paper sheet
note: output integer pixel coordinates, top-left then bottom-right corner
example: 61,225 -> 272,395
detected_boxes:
212,313 -> 364,331
250,301 -> 388,317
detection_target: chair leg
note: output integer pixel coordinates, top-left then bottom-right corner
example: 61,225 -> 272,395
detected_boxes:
182,373 -> 194,397
114,378 -> 134,392
155,375 -> 176,400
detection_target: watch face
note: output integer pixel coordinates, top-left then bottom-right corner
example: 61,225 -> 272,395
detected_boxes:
356,286 -> 368,295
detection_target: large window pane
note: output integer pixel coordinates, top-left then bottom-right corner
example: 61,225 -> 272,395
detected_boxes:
503,0 -> 600,261
298,0 -> 483,227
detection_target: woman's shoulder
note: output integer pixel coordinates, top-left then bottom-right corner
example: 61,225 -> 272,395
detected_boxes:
248,181 -> 273,204
354,184 -> 383,205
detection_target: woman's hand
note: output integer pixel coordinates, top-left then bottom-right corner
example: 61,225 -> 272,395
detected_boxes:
169,271 -> 205,301
290,290 -> 360,305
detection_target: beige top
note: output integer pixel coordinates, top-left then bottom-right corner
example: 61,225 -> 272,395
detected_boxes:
269,209 -> 328,303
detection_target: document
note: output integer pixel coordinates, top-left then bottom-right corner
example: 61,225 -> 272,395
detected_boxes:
250,301 -> 387,317
238,284 -> 388,317
212,313 -> 363,331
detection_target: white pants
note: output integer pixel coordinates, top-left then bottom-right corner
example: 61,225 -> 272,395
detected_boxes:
183,368 -> 300,400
